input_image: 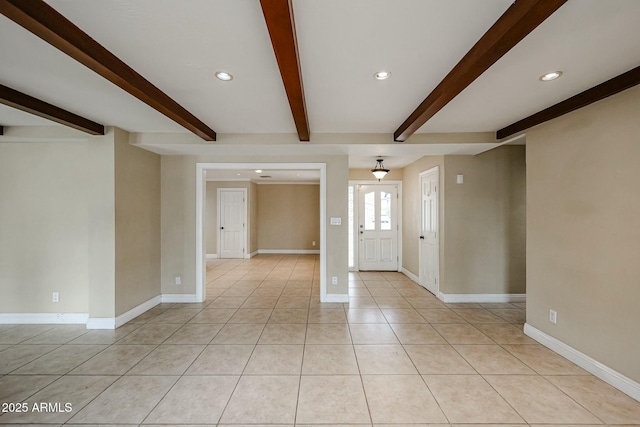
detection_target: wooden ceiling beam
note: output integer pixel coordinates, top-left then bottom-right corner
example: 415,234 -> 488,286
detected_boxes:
0,0 -> 216,140
394,0 -> 568,142
260,0 -> 310,141
0,83 -> 104,135
497,65 -> 640,139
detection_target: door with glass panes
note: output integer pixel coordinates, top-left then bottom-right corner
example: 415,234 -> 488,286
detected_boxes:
358,184 -> 398,270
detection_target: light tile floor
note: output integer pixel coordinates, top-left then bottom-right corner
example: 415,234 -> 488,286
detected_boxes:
1,254 -> 640,426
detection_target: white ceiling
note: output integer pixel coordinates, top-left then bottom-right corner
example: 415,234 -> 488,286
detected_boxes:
139,139 -> 502,169
206,169 -> 320,183
293,0 -> 513,133
1,0 -> 639,170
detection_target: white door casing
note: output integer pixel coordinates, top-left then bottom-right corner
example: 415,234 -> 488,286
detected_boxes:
196,162 -> 327,304
358,184 -> 398,271
218,188 -> 246,259
419,167 -> 439,295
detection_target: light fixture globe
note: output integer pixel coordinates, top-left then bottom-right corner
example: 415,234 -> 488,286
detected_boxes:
371,158 -> 390,181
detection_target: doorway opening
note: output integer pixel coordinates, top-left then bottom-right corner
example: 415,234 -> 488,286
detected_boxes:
196,163 -> 327,302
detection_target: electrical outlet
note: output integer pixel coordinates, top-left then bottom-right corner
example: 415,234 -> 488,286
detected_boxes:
52,292 -> 59,303
549,309 -> 557,324
312,241 -> 316,247
331,276 -> 338,285
175,276 -> 182,285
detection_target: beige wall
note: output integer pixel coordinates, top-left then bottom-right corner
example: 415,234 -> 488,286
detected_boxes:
249,182 -> 258,253
88,131 -> 116,318
0,127 -> 162,319
401,147 -> 526,296
160,155 -> 192,296
205,181 -> 253,255
0,141 -> 91,313
0,128 -> 115,317
257,184 -> 320,250
527,85 -> 640,382
160,154 -> 348,297
114,128 -> 161,316
443,147 -> 526,294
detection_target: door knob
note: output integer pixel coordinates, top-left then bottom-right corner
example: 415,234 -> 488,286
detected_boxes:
419,235 -> 424,239
221,226 -> 224,230
360,231 -> 364,234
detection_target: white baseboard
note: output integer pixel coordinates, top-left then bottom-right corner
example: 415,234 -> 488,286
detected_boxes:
115,295 -> 162,328
401,268 -> 419,283
257,249 -> 320,254
206,253 -> 218,259
524,323 -> 640,402
86,317 -> 116,329
161,294 -> 199,303
246,250 -> 258,259
0,312 -> 89,325
324,293 -> 349,303
87,295 -> 162,330
399,268 -> 526,305
438,293 -> 526,303
5,293 -> 204,330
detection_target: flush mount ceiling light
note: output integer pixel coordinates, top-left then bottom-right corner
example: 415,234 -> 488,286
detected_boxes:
215,71 -> 233,81
255,169 -> 262,174
371,158 -> 390,181
539,71 -> 562,81
374,71 -> 391,80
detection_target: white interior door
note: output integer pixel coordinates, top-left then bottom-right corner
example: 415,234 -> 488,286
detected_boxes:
358,184 -> 398,271
419,168 -> 439,294
218,189 -> 246,259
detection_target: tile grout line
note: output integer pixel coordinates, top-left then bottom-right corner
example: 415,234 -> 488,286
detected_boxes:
213,255 -> 290,425
136,342 -> 205,425
69,293 -> 223,424
6,255 -> 622,426
346,284 -> 375,426
385,272 -> 452,424
432,302 -> 534,424
292,254 -> 309,426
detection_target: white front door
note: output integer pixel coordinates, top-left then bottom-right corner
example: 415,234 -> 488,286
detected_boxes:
218,189 -> 246,259
358,184 -> 398,271
419,168 -> 439,294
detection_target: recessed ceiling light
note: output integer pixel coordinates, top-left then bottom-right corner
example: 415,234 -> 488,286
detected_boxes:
255,169 -> 262,174
215,71 -> 233,81
236,173 -> 241,176
539,71 -> 562,81
374,71 -> 391,80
